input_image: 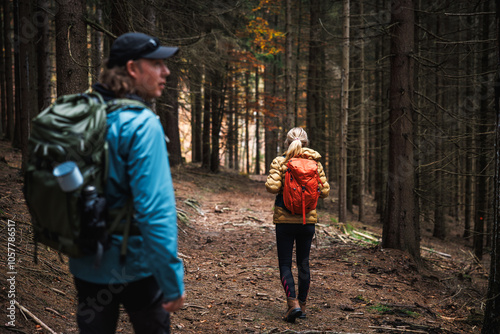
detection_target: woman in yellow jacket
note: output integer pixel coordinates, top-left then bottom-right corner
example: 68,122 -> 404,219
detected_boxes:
265,127 -> 330,323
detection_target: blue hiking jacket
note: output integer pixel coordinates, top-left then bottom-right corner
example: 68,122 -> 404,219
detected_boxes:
69,86 -> 184,302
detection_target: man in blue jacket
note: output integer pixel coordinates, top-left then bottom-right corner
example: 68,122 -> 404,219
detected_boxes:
69,32 -> 185,334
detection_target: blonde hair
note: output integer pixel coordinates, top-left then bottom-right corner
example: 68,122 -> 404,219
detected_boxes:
98,59 -> 136,98
284,127 -> 309,162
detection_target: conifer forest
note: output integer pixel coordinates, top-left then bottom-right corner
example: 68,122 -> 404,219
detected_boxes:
1,0 -> 500,332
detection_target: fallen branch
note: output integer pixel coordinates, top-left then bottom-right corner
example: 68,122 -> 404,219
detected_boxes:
14,301 -> 57,334
421,246 -> 451,258
45,307 -> 67,319
369,326 -> 427,333
182,304 -> 207,310
351,230 -> 380,242
50,287 -> 66,296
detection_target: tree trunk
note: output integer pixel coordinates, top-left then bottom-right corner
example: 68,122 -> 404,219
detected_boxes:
162,70 -> 182,167
0,2 -> 5,139
13,0 -> 21,149
18,0 -> 38,169
227,68 -> 234,169
339,0 -> 349,223
284,0 -> 294,131
264,64 -> 278,174
192,69 -> 203,163
210,71 -> 224,173
464,13 -> 476,240
233,75 -> 240,171
4,0 -> 14,141
255,67 -> 260,175
482,3 -> 500,331
473,0 -> 491,260
37,0 -> 52,111
201,70 -> 211,170
307,0 -> 320,151
374,0 -> 386,216
90,6 -> 103,83
293,0 -> 302,126
433,19 -> 446,240
358,0 -> 366,222
382,0 -> 420,261
111,0 -> 129,37
245,70 -> 250,174
55,0 -> 88,96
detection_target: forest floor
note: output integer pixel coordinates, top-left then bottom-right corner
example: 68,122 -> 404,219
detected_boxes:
0,139 -> 490,334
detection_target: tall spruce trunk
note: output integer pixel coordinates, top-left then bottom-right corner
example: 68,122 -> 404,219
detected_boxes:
473,0 -> 491,260
37,0 -> 53,111
482,3 -> 500,331
284,0 -> 294,130
339,0 -> 349,223
358,0 -> 366,222
55,0 -> 87,96
18,0 -> 39,169
3,0 -> 14,141
255,67 -> 260,175
382,0 -> 420,261
201,71 -> 211,170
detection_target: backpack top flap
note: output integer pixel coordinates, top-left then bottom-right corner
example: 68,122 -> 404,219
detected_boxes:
29,93 -> 107,167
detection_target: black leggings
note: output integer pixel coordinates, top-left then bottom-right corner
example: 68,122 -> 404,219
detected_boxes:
275,223 -> 315,302
74,275 -> 170,334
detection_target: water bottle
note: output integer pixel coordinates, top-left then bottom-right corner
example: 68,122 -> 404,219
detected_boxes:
81,185 -> 107,254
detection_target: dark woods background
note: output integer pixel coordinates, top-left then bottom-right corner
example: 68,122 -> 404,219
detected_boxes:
1,0 -> 500,331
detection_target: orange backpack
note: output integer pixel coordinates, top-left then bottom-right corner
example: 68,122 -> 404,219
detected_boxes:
283,158 -> 324,224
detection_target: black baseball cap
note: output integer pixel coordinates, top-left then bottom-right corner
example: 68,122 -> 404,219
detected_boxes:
107,32 -> 179,68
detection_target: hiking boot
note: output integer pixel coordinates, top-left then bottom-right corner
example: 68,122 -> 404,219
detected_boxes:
298,300 -> 307,319
283,298 -> 302,323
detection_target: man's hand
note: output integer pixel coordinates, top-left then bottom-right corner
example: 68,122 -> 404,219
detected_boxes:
162,294 -> 186,312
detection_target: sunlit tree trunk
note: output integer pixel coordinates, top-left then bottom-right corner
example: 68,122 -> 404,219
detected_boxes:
245,70 -> 250,174
255,67 -> 261,175
202,70 -> 211,170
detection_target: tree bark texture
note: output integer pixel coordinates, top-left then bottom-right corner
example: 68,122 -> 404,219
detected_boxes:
3,0 -> 14,141
55,0 -> 88,96
339,0 -> 349,223
382,0 -> 420,261
284,0 -> 294,131
18,0 -> 38,169
482,3 -> 500,331
37,0 -> 53,111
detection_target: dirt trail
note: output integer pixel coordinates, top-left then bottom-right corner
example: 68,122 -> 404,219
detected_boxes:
0,141 -> 488,333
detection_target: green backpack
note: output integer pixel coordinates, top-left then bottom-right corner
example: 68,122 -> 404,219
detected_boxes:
24,92 -> 145,263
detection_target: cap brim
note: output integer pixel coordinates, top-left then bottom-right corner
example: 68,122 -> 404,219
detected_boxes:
142,46 -> 179,60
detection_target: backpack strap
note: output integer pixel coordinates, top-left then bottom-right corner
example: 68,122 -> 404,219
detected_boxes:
106,198 -> 135,264
106,98 -> 149,114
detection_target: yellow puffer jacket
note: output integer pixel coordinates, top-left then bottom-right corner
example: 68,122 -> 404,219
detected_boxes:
265,148 -> 330,224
